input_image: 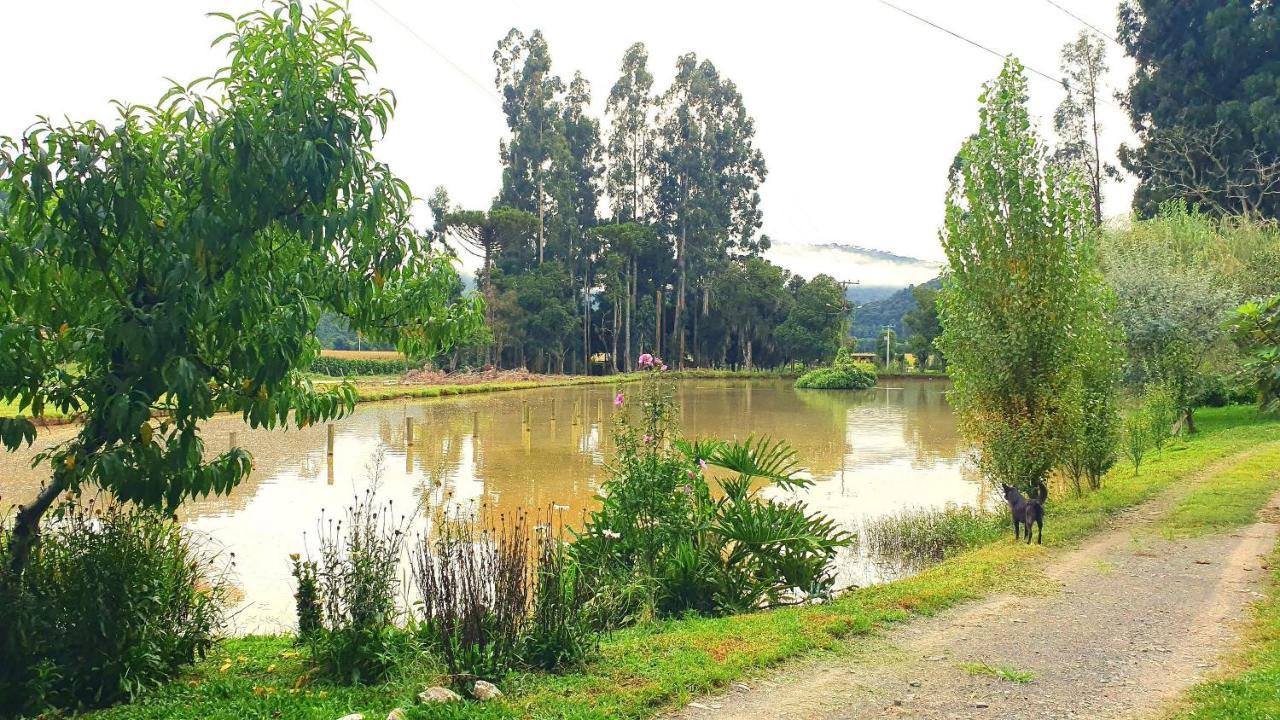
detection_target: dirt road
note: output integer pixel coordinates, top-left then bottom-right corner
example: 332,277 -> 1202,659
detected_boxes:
669,454 -> 1279,720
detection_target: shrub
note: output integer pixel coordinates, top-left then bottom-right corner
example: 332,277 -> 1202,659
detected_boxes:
1144,384 -> 1180,450
574,363 -> 853,620
297,462 -> 412,684
795,348 -> 877,390
0,501 -> 227,715
862,504 -> 1004,572
523,525 -> 597,671
411,509 -> 531,685
1123,410 -> 1150,476
309,355 -> 415,377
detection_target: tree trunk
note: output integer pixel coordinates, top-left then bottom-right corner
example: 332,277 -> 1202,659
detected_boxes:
675,216 -> 687,369
612,298 -> 620,373
8,476 -> 66,575
583,259 -> 590,375
624,257 -> 633,371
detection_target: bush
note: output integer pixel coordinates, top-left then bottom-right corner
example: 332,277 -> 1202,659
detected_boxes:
296,462 -> 412,684
574,364 -> 854,620
1123,410 -> 1150,476
309,356 -> 414,377
1144,384 -> 1180,450
410,509 -> 531,686
795,348 -> 877,390
862,504 -> 1003,572
0,502 -> 227,715
523,527 -> 597,671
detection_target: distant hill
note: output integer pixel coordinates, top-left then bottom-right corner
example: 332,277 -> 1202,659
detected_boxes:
850,276 -> 942,348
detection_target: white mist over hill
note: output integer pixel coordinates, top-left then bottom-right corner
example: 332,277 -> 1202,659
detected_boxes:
765,242 -> 944,301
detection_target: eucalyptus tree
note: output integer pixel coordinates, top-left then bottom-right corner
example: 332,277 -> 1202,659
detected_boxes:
653,54 -> 766,367
605,42 -> 656,224
0,1 -> 481,572
591,222 -> 658,371
711,258 -> 791,370
902,284 -> 943,369
939,58 -> 1107,497
1054,31 -> 1119,227
494,28 -> 573,264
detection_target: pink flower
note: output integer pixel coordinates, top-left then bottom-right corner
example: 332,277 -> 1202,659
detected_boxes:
686,470 -> 695,480
642,434 -> 653,444
660,364 -> 668,371
698,458 -> 707,470
614,392 -> 624,407
638,353 -> 653,368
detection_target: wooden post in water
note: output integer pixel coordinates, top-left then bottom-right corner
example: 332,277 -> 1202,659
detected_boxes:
573,399 -> 581,425
405,417 -> 414,447
472,411 -> 479,436
326,424 -> 335,455
550,398 -> 557,421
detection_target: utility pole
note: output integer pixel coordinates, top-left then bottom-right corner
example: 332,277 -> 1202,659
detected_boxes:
883,325 -> 893,368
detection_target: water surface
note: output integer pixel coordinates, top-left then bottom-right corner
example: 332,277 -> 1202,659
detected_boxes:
0,378 -> 980,631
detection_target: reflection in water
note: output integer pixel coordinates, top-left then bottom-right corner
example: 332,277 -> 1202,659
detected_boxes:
0,378 -> 975,632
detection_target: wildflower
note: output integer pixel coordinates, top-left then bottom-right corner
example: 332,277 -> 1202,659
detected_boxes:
615,392 -> 624,407
698,458 -> 707,470
686,470 -> 695,480
660,364 -> 668,371
638,353 -> 653,367
552,503 -> 570,512
682,483 -> 694,495
643,434 -> 653,444
602,529 -> 621,540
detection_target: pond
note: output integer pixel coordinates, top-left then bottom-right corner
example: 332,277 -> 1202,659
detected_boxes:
0,378 -> 982,632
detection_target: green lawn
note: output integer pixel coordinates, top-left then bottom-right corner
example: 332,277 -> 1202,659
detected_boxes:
85,406 -> 1280,720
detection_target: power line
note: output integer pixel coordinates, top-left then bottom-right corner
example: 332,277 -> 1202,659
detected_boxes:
875,0 -> 1124,111
363,0 -> 504,108
1041,0 -> 1122,46
875,0 -> 1064,87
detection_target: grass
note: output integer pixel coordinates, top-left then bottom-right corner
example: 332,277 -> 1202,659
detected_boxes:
959,661 -> 1037,683
77,405 -> 1280,720
861,504 -> 1005,571
1160,442 -> 1280,538
319,349 -> 405,360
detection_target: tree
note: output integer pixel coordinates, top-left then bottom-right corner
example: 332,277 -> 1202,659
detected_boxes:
494,29 -> 573,264
938,58 -> 1102,496
1100,204 -> 1243,431
1118,0 -> 1280,218
605,42 -> 656,224
776,275 -> 850,365
1228,293 -> 1280,413
653,54 -> 766,367
0,1 -> 481,573
1054,31 -> 1119,227
710,258 -> 791,370
902,284 -> 943,370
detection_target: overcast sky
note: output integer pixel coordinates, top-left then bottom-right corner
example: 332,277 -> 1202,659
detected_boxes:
2,0 -> 1136,265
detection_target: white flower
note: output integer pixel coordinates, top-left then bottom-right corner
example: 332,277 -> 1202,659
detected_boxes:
602,529 -> 621,540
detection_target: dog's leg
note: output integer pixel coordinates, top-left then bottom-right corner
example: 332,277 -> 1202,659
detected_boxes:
1012,516 -> 1020,540
1025,515 -> 1033,544
1036,516 -> 1043,545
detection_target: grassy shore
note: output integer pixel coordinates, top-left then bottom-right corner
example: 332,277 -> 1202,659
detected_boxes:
82,405 -> 1280,720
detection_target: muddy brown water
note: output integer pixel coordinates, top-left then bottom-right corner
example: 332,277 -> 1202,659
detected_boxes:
1,378 -> 981,632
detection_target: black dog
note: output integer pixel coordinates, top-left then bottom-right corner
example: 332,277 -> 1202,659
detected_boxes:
1001,483 -> 1045,544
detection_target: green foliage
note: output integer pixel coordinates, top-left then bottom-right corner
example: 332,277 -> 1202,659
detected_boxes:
523,533 -> 597,671
0,0 -> 481,565
1118,0 -> 1280,218
938,58 -> 1108,496
309,356 -> 414,377
299,477 -> 411,684
1053,30 -> 1118,226
1064,287 -> 1125,495
902,284 -> 944,369
794,348 -> 878,390
1228,293 -> 1280,413
1101,205 -> 1249,430
574,367 -> 852,620
0,503 -> 227,715
1124,410 -> 1151,476
774,274 -> 850,365
1145,383 -> 1180,450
